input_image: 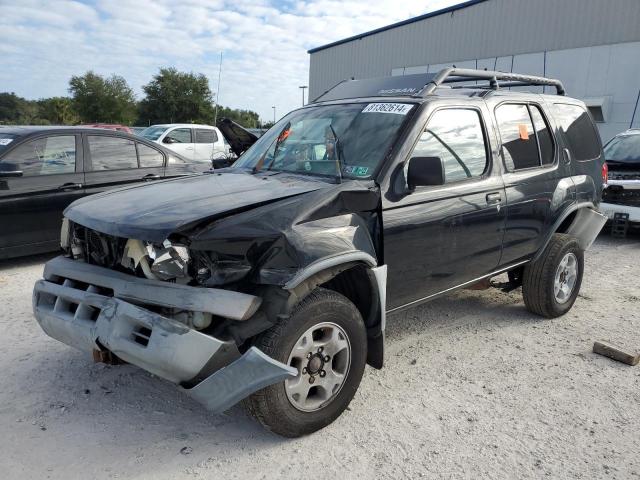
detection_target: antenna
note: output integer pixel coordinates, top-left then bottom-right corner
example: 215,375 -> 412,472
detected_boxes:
214,52 -> 223,125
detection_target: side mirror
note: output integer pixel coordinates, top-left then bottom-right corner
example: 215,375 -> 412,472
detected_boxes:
0,170 -> 23,178
407,156 -> 444,190
163,137 -> 175,144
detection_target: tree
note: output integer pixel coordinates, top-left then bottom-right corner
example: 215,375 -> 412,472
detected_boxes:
138,68 -> 215,125
216,106 -> 260,128
37,97 -> 78,125
69,71 -> 137,124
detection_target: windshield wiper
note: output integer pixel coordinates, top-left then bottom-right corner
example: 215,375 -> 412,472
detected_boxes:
328,124 -> 343,184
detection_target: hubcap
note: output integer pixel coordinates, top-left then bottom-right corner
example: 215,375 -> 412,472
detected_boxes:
554,252 -> 578,304
285,322 -> 351,412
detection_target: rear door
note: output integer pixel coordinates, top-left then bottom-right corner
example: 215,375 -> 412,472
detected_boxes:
193,128 -> 216,161
0,133 -> 84,257
490,101 -> 566,265
83,133 -> 145,196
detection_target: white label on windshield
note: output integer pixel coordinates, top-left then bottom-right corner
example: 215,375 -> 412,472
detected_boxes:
0,138 -> 13,146
362,103 -> 412,115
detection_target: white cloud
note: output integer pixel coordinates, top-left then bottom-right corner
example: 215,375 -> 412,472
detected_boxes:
0,0 -> 459,122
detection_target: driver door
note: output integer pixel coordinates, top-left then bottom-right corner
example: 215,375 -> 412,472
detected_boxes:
162,127 -> 195,160
383,105 -> 506,310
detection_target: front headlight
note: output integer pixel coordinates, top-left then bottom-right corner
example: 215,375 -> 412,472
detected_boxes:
147,241 -> 190,280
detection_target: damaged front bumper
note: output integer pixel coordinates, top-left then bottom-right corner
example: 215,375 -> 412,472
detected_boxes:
32,256 -> 296,413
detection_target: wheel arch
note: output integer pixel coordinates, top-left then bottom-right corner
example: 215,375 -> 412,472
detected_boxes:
533,202 -> 607,261
284,254 -> 386,370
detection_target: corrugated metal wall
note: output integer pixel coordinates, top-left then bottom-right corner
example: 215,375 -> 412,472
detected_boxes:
308,0 -> 640,100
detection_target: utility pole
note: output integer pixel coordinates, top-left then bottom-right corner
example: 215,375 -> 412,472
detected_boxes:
272,106 -> 276,124
299,85 -> 307,106
214,52 -> 223,125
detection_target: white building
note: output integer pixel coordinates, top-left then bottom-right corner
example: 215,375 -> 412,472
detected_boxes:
308,0 -> 640,141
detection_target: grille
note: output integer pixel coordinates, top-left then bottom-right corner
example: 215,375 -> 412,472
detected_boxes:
72,224 -> 126,269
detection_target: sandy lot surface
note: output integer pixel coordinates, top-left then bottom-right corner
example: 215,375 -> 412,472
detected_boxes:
0,233 -> 638,480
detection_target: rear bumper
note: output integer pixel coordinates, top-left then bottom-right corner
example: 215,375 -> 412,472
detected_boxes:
33,256 -> 296,412
600,202 -> 640,223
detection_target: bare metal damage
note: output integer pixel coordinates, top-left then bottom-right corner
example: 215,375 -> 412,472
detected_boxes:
32,256 -> 296,412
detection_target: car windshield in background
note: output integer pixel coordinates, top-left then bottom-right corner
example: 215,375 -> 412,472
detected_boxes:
0,133 -> 19,152
140,126 -> 168,141
234,102 -> 415,180
604,133 -> 640,164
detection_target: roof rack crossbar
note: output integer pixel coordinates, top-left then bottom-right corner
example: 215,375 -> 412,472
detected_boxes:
419,67 -> 565,96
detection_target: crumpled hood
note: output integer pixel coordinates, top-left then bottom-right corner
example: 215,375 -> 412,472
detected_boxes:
64,171 -> 328,242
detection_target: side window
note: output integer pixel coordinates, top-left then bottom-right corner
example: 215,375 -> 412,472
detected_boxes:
166,128 -> 192,144
412,108 -> 488,183
495,104 -> 539,170
195,129 -> 218,143
0,135 -> 76,176
137,143 -> 164,167
529,106 -> 554,165
88,136 -> 138,170
553,104 -> 601,160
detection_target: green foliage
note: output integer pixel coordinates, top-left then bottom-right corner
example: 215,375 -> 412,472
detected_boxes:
37,97 -> 78,125
69,71 -> 137,124
138,68 -> 215,125
0,68 -> 263,129
215,106 -> 260,128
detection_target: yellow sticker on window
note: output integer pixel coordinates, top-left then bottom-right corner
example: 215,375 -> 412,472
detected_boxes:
518,124 -> 529,140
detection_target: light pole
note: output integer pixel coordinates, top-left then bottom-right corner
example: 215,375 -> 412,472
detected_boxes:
299,85 -> 307,106
272,106 -> 276,124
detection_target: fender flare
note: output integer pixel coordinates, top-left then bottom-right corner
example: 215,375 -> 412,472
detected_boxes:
533,202 -> 607,261
283,252 -> 387,369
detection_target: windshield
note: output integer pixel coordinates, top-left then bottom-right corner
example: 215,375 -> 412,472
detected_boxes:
604,133 -> 640,164
140,126 -> 168,141
0,133 -> 19,153
234,102 -> 414,179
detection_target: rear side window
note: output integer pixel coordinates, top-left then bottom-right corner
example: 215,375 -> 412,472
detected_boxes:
137,143 -> 164,167
195,129 -> 218,143
0,135 -> 76,176
88,136 -> 138,170
553,104 -> 601,160
496,104 -> 555,170
412,108 -> 488,183
166,128 -> 192,143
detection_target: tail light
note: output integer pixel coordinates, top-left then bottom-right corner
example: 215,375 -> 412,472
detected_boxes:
602,162 -> 608,186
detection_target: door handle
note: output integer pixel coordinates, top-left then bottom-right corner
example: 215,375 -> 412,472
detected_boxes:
142,174 -> 161,181
185,146 -> 194,150
57,182 -> 83,191
486,192 -> 502,204
562,148 -> 572,165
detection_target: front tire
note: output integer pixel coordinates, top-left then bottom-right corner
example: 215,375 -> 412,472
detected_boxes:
522,233 -> 584,318
246,288 -> 367,437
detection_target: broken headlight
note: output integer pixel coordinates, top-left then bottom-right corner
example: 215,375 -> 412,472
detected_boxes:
147,240 -> 191,281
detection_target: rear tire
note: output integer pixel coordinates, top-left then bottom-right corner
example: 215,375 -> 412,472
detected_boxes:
522,233 -> 584,318
245,288 -> 367,437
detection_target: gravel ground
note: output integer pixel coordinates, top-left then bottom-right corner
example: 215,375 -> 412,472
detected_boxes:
0,233 -> 639,480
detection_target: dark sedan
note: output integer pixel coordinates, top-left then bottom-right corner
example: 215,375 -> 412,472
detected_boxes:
0,126 -> 212,259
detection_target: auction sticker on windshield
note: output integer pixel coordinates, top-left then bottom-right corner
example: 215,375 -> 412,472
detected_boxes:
0,138 -> 13,146
362,103 -> 413,115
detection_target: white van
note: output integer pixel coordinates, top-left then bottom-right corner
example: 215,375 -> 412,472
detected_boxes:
140,124 -> 230,162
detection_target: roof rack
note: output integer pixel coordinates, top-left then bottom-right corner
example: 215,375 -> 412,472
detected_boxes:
419,67 -> 565,96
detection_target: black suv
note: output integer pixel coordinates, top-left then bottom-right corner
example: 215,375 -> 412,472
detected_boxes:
33,68 -> 606,437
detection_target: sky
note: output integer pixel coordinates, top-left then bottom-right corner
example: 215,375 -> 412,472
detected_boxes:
0,0 -> 460,123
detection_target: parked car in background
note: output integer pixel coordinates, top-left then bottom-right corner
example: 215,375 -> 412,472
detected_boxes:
601,128 -> 640,224
217,118 -> 259,158
82,123 -> 133,134
130,127 -> 147,135
0,126 -> 210,259
140,124 -> 230,163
